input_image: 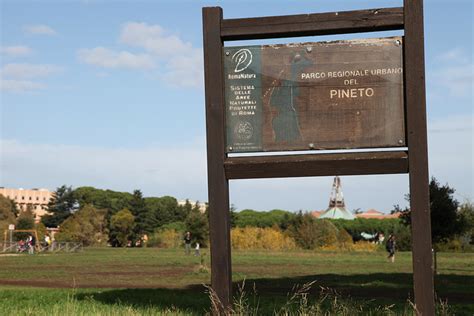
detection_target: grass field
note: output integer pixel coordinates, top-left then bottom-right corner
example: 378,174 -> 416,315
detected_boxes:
0,248 -> 473,315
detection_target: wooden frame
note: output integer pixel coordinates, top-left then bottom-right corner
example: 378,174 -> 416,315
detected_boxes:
203,1 -> 434,314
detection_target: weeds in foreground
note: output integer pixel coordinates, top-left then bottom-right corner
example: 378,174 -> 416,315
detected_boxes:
205,280 -> 455,316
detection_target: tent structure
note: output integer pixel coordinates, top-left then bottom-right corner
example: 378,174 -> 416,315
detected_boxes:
318,176 -> 355,220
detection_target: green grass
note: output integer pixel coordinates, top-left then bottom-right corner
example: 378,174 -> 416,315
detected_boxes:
0,248 -> 473,315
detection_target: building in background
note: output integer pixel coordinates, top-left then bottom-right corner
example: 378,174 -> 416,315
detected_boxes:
0,187 -> 52,222
318,176 -> 356,220
356,209 -> 402,219
177,200 -> 207,213
311,178 -> 402,220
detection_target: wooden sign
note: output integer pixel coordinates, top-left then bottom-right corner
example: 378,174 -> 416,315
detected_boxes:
224,37 -> 405,153
204,3 -> 434,314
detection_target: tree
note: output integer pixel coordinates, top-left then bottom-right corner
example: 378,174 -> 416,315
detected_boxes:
0,194 -> 18,219
42,185 -> 77,227
145,196 -> 186,227
55,204 -> 107,246
230,204 -> 237,228
458,201 -> 474,248
233,209 -> 296,228
185,206 -> 209,247
110,208 -> 135,247
0,194 -> 17,223
400,177 -> 466,245
15,206 -> 35,240
74,186 -> 134,212
0,194 -> 17,241
129,190 -> 156,242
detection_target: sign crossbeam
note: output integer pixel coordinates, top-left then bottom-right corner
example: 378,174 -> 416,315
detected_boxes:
221,7 -> 404,40
224,151 -> 408,180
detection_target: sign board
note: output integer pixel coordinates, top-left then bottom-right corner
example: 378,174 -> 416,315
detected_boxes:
224,37 -> 405,153
8,224 -> 15,230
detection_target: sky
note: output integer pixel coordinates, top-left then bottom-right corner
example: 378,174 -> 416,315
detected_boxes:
0,0 -> 472,213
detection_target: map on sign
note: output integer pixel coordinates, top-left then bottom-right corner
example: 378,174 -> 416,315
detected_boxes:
224,37 -> 405,153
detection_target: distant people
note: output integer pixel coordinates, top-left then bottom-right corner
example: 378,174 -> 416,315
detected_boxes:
377,232 -> 385,244
44,235 -> 51,250
142,234 -> 148,248
194,242 -> 200,256
27,235 -> 35,255
184,231 -> 192,255
386,234 -> 396,263
17,239 -> 26,253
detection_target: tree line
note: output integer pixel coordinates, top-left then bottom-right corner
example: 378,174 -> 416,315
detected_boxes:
0,177 -> 472,251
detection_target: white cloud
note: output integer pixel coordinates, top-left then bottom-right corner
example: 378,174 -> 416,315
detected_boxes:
428,114 -> 473,133
0,79 -> 46,93
0,139 -> 208,201
436,48 -> 470,64
0,45 -> 32,57
23,24 -> 57,35
77,47 -> 155,70
79,22 -> 203,87
119,22 -> 192,57
430,48 -> 473,98
427,115 -> 473,200
163,49 -> 203,87
432,64 -> 474,97
1,63 -> 63,79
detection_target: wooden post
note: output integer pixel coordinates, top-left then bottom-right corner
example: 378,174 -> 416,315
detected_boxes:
202,7 -> 233,311
404,0 -> 435,315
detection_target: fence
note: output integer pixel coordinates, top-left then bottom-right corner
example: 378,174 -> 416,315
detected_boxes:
1,242 -> 83,253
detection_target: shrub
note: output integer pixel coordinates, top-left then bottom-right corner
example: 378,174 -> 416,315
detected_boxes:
330,218 -> 402,242
231,227 -> 297,250
352,241 -> 379,252
148,229 -> 182,248
288,215 -> 339,249
337,228 -> 354,251
393,224 -> 412,251
435,239 -> 463,252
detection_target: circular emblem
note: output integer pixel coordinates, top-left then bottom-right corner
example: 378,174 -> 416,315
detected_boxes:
234,121 -> 253,141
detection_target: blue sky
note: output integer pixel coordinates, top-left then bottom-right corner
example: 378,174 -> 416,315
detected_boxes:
1,0 -> 472,213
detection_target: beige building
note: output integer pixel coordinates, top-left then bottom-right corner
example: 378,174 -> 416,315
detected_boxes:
0,187 -> 52,221
177,200 -> 207,213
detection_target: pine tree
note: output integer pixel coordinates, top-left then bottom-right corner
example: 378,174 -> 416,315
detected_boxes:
41,185 -> 77,227
130,190 -> 157,242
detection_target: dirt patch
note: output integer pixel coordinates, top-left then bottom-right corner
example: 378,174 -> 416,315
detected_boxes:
79,268 -> 188,277
0,267 -> 193,288
0,278 -> 188,289
0,279 -> 74,288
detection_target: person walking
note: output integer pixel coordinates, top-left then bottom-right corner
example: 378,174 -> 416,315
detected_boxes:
27,235 -> 35,255
386,234 -> 396,263
184,231 -> 192,255
194,242 -> 200,256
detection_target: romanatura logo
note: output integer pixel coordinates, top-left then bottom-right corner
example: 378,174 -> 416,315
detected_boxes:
232,49 -> 253,73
